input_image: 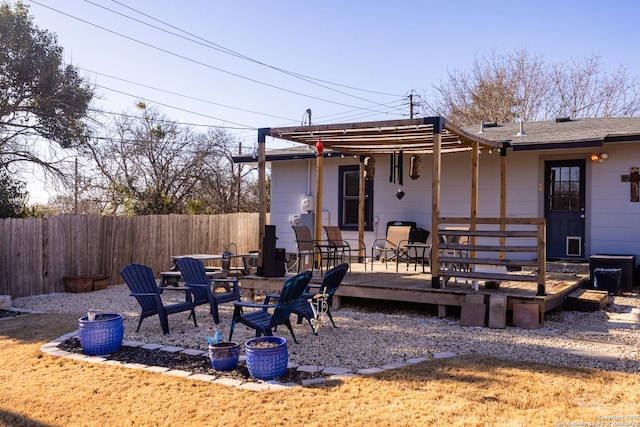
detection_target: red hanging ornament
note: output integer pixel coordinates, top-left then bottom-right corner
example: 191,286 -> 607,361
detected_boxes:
315,140 -> 324,156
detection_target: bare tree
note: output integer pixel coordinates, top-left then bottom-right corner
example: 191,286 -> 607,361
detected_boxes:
78,104 -> 217,215
425,48 -> 640,127
191,128 -> 260,214
73,104 -> 261,215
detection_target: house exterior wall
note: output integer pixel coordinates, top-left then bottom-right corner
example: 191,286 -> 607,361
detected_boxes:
270,141 -> 640,263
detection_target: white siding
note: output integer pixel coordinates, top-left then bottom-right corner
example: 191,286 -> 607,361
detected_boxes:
270,140 -> 640,263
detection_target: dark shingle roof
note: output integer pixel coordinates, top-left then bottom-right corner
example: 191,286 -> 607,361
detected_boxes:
462,117 -> 640,150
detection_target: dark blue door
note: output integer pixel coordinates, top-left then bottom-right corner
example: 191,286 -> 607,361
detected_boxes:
544,160 -> 586,259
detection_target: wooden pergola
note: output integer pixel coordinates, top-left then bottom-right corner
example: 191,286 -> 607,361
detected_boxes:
256,116 -> 548,295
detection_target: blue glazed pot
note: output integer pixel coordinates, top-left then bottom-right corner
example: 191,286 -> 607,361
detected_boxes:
208,342 -> 240,371
245,336 -> 288,380
78,313 -> 123,356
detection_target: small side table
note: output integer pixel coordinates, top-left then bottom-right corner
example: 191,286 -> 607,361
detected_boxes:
405,243 -> 431,273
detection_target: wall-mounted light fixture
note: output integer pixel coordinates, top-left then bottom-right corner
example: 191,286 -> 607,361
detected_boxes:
590,152 -> 608,163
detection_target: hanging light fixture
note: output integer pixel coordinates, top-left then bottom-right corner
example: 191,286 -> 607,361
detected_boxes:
409,155 -> 421,179
364,156 -> 375,180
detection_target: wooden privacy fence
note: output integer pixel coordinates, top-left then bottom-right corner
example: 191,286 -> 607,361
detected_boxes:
0,213 -> 264,298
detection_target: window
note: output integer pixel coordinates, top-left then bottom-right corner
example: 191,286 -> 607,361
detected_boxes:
338,165 -> 373,231
549,165 -> 582,211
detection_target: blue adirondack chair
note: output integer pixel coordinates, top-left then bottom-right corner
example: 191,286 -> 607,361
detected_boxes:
293,263 -> 349,332
228,270 -> 313,344
120,263 -> 197,335
175,257 -> 241,324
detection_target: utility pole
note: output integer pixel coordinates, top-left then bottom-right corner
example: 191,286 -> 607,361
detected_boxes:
237,142 -> 241,212
74,158 -> 78,214
409,93 -> 414,119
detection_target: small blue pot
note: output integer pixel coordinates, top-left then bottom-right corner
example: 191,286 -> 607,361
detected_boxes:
208,342 -> 240,371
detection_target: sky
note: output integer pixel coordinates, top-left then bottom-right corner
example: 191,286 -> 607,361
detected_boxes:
15,0 -> 640,203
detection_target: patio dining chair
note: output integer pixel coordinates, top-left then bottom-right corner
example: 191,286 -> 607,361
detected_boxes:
175,257 -> 241,324
292,225 -> 334,275
323,225 -> 366,271
370,225 -> 412,271
120,263 -> 197,335
228,270 -> 313,344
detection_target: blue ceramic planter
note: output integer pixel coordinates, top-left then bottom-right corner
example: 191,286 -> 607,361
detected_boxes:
78,313 -> 123,356
208,342 -> 240,371
245,336 -> 288,380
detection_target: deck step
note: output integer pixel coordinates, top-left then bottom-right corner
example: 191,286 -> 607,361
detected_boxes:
564,288 -> 609,312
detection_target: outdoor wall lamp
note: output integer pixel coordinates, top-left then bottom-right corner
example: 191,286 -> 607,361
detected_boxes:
590,152 -> 608,163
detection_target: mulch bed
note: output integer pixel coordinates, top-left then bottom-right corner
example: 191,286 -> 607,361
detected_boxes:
57,337 -> 317,385
2,309 -> 318,385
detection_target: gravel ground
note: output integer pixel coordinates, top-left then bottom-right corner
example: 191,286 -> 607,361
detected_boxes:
12,284 -> 640,374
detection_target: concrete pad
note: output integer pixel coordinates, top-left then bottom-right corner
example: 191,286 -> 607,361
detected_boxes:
159,346 -> 184,353
329,373 -> 358,380
122,340 -> 145,347
213,378 -> 243,387
240,382 -> 271,391
163,369 -> 192,377
513,304 -> 540,329
141,343 -> 163,350
433,352 -> 457,359
83,356 -> 108,363
266,382 -> 298,391
145,366 -> 170,373
381,362 -> 406,370
297,365 -> 324,373
122,363 -> 147,369
181,349 -> 206,356
460,303 -> 486,327
301,378 -> 328,387
358,367 -> 385,375
188,374 -> 216,382
488,295 -> 507,329
322,367 -> 352,375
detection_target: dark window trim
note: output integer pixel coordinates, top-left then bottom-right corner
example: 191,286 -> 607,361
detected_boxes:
338,165 -> 373,231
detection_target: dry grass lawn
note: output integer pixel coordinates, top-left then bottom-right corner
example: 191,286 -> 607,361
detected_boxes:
0,313 -> 639,427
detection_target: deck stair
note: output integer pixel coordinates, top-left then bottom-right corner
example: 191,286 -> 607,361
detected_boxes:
564,288 -> 609,312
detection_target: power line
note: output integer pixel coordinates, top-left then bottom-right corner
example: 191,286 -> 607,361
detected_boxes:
107,0 -> 403,99
87,108 -> 255,131
92,83 -> 255,129
80,66 -> 298,123
29,1 -> 399,116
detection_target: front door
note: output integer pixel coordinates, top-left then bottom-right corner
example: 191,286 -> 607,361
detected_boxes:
544,159 -> 586,259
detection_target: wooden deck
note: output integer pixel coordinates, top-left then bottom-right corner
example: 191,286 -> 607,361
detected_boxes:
239,261 -> 589,324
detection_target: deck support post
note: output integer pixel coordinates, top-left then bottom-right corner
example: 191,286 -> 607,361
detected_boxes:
437,304 -> 447,318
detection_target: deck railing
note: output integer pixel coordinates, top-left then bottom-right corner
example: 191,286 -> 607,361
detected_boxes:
434,217 -> 547,295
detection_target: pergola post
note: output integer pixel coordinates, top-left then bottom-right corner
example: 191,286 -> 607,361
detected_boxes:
257,128 -> 269,270
431,119 -> 443,289
314,143 -> 324,261
358,156 -> 366,262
